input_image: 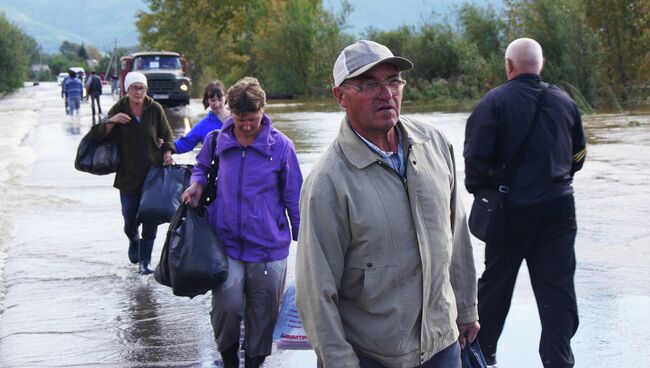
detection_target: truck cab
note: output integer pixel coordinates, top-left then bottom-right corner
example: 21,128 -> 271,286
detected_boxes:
120,51 -> 191,106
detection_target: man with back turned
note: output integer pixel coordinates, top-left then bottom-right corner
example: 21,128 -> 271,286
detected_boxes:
464,38 -> 587,368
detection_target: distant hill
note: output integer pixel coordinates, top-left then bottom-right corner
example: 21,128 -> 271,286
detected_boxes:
1,0 -> 503,54
0,0 -> 147,53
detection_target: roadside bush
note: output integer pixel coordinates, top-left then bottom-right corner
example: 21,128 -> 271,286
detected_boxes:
0,13 -> 30,94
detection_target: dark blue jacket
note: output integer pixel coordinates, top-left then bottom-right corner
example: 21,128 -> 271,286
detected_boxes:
174,110 -> 224,153
463,74 -> 586,206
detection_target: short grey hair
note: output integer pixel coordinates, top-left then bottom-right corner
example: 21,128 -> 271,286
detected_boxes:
505,38 -> 543,74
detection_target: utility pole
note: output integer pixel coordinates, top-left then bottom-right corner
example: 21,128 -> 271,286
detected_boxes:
104,39 -> 118,77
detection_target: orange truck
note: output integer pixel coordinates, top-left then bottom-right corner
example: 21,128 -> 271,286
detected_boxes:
119,51 -> 191,106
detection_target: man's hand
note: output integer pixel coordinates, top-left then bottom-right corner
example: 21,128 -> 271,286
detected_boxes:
457,321 -> 480,349
182,182 -> 204,208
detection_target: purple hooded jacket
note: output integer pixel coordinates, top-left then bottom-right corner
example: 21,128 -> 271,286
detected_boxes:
190,114 -> 302,263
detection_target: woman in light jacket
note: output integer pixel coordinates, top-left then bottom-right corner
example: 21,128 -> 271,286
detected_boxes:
182,77 -> 302,368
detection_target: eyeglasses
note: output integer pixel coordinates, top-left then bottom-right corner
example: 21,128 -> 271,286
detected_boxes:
342,77 -> 406,98
129,85 -> 147,92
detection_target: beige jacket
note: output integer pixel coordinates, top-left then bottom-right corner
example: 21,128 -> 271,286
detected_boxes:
296,116 -> 478,368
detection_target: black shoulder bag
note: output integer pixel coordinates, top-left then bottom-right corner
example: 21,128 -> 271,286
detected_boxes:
74,123 -> 120,175
200,130 -> 220,207
468,84 -> 548,243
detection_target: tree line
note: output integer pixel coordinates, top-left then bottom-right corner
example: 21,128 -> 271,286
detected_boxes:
0,12 -> 36,95
2,1 -> 649,110
136,0 -> 649,110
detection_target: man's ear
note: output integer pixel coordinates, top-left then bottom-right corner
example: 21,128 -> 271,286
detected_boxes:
505,58 -> 515,80
332,86 -> 347,109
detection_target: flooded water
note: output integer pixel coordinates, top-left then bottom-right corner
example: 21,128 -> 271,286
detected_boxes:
0,82 -> 648,367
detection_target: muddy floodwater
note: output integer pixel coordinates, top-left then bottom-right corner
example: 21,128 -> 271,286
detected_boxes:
0,82 -> 649,367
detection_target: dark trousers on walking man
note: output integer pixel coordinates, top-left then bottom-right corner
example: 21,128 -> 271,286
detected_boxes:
478,195 -> 579,368
90,92 -> 102,117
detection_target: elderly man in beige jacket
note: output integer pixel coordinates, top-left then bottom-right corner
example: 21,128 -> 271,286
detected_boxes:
296,40 -> 480,368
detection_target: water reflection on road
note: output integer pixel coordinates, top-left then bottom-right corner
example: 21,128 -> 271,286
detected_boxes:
0,83 -> 649,367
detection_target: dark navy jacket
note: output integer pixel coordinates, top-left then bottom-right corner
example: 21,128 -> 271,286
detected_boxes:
463,74 -> 586,206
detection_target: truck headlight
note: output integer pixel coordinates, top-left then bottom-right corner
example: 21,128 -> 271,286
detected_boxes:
179,83 -> 189,92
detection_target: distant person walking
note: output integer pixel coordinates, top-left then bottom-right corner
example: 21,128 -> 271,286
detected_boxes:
174,80 -> 228,154
464,38 -> 587,368
63,69 -> 83,116
92,71 -> 176,275
110,73 -> 119,96
86,70 -> 103,118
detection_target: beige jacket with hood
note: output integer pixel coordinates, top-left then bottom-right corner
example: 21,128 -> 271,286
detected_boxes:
296,115 -> 478,368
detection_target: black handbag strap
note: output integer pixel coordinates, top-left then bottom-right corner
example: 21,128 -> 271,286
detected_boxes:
496,83 -> 548,193
200,130 -> 220,206
208,129 -> 220,175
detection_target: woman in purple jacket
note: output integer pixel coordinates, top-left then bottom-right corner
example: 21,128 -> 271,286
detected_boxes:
182,77 -> 302,368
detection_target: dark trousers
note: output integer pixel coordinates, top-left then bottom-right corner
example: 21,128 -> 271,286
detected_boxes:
119,192 -> 158,263
211,258 -> 286,357
89,92 -> 102,115
317,342 -> 460,368
477,195 -> 578,368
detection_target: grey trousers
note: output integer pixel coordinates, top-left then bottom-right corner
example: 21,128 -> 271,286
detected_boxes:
211,257 -> 287,357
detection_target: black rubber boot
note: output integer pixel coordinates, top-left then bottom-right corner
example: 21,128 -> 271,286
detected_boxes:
244,354 -> 266,368
220,344 -> 240,368
128,236 -> 140,264
138,239 -> 154,275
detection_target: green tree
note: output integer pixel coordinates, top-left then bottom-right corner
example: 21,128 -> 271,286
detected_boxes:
77,44 -> 89,61
458,3 -> 505,60
137,0 -> 349,96
457,3 -> 506,90
255,0 -> 347,95
137,0 -> 251,93
0,12 -> 30,94
59,41 -> 83,60
505,0 -> 601,108
583,0 -> 650,103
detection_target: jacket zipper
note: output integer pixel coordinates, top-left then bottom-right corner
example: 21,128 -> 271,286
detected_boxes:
237,148 -> 246,259
376,145 -> 411,194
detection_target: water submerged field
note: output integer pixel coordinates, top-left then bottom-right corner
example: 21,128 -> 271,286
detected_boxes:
0,82 -> 648,367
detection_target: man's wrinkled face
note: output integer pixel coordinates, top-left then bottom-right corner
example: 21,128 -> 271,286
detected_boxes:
333,63 -> 403,136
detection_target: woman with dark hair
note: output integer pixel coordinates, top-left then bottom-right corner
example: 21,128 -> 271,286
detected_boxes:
182,77 -> 302,368
174,80 -> 228,153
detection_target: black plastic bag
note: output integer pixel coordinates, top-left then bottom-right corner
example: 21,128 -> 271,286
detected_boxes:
461,339 -> 488,368
154,204 -> 180,288
137,165 -> 192,225
74,124 -> 120,175
155,203 -> 228,298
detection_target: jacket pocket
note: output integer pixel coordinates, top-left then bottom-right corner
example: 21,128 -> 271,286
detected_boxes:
340,256 -> 394,303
